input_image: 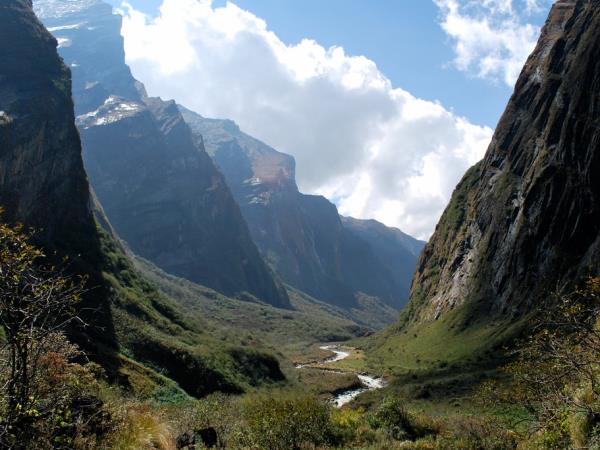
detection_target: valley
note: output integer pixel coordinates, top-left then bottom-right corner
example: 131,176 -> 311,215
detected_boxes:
0,0 -> 598,448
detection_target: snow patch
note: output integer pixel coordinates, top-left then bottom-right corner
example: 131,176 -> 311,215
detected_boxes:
47,23 -> 83,32
34,0 -> 103,19
57,37 -> 71,48
76,96 -> 144,128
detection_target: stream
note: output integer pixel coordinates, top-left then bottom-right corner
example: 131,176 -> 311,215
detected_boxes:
297,345 -> 386,407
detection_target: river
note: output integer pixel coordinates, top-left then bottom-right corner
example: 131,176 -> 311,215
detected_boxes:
297,345 -> 386,407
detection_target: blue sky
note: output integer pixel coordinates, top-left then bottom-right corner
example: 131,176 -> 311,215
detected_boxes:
110,0 -> 551,128
111,0 -> 554,238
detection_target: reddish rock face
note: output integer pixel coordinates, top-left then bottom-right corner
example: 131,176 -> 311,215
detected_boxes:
407,0 -> 600,324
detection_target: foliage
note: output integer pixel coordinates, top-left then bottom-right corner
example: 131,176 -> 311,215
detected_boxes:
481,277 -> 600,447
368,397 -> 436,441
241,391 -> 332,449
434,416 -> 518,450
0,218 -> 109,448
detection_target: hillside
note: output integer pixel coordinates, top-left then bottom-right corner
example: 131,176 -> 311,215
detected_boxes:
364,0 -> 600,373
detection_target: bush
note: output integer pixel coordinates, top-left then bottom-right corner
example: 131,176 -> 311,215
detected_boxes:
241,392 -> 332,450
435,416 -> 518,450
367,397 -> 436,441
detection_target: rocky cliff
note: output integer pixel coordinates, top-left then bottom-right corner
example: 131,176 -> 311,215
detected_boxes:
180,107 -> 424,312
36,0 -> 289,308
0,0 -> 96,257
405,0 -> 599,326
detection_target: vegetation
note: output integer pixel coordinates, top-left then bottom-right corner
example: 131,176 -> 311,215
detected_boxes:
0,219 -> 519,449
1,212 -> 599,450
482,277 -> 600,448
96,227 -> 287,399
0,217 -> 107,448
134,256 -> 370,358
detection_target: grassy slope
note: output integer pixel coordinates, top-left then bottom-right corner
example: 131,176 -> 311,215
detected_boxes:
129,253 -> 382,401
95,227 -> 288,401
133,256 -> 371,359
360,305 -> 525,376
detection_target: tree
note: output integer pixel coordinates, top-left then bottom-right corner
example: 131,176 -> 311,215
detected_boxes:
0,215 -> 93,448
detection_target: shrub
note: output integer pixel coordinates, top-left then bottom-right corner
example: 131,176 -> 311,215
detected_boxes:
241,392 -> 332,450
0,217 -> 110,449
435,416 -> 518,450
329,407 -> 365,445
367,397 -> 436,441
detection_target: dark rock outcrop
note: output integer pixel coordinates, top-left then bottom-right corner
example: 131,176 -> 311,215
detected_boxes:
36,0 -> 289,308
404,0 -> 600,325
0,0 -> 97,257
180,108 -> 424,310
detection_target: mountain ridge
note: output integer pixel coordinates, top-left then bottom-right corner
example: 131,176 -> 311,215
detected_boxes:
180,106 -> 425,312
1,0 -> 290,400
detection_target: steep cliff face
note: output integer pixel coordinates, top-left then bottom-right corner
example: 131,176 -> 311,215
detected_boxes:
406,0 -> 599,325
0,0 -> 96,257
181,107 -> 424,312
36,0 -> 289,308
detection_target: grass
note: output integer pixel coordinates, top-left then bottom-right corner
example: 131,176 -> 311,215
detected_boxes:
318,347 -> 370,374
358,298 -> 529,377
294,368 -> 362,399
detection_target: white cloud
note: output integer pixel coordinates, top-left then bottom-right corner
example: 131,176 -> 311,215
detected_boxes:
435,0 -> 554,86
118,0 -> 492,240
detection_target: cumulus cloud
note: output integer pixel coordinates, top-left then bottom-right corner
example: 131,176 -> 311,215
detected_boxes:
435,0 -> 554,86
118,0 -> 492,240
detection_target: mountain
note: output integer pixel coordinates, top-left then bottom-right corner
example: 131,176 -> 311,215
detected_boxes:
342,216 -> 425,298
2,0 -> 287,399
35,0 -> 289,308
365,0 -> 600,370
180,107 -> 424,313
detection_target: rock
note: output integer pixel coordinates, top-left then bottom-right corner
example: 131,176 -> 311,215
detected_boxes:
175,427 -> 218,449
197,427 -> 218,448
402,0 -> 600,325
176,431 -> 195,449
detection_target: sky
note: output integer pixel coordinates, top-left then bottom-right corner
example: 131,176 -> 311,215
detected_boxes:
105,0 -> 554,239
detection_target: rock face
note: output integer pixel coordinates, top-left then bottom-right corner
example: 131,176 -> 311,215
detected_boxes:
180,108 -> 425,310
0,0 -> 97,256
36,0 -> 289,308
405,0 -> 600,325
0,0 -> 124,362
